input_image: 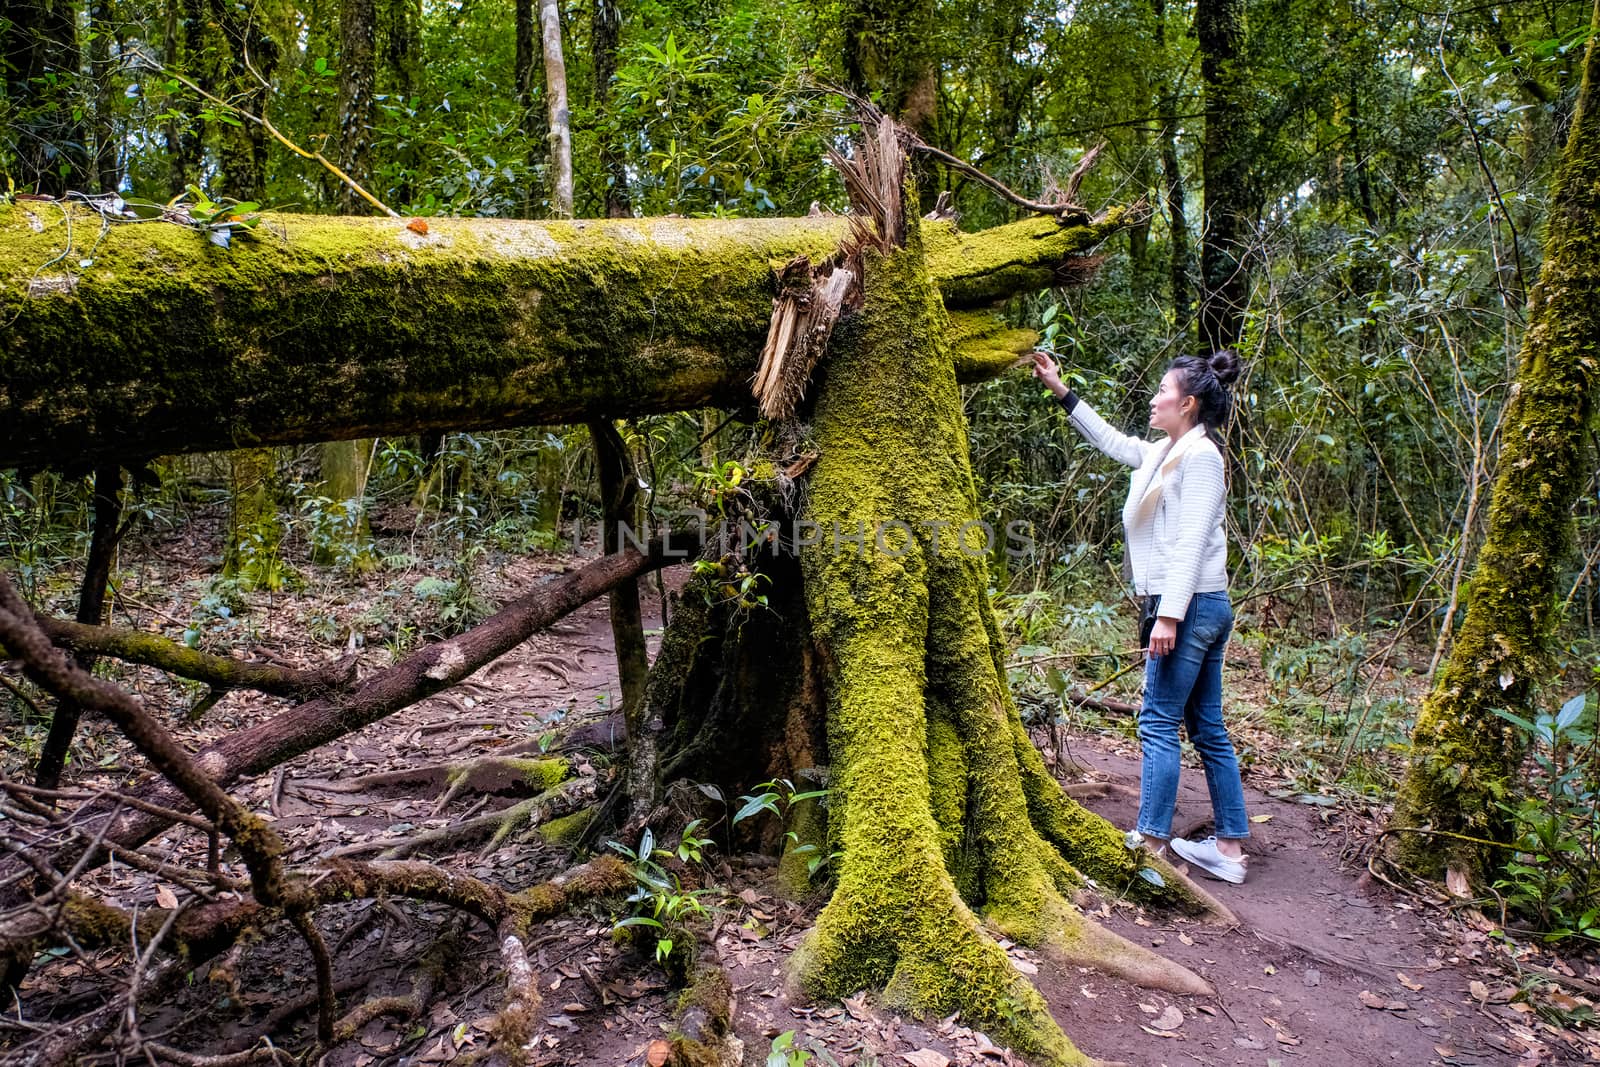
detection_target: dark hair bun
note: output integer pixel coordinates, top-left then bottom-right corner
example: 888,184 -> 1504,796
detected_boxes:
1208,349 -> 1241,388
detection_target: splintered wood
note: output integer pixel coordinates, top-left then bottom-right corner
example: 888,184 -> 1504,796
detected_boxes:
753,257 -> 856,419
753,114 -> 907,419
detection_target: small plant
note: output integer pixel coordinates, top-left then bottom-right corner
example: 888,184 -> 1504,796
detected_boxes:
692,460 -> 749,518
1491,693 -> 1600,942
767,1031 -> 812,1067
184,579 -> 253,650
608,826 -> 716,965
731,779 -> 837,880
732,779 -> 826,828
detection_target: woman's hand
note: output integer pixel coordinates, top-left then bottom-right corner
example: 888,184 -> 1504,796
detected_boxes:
1030,351 -> 1069,398
1148,617 -> 1178,657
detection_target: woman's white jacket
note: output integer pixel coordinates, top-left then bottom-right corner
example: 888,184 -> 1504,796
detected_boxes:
1065,399 -> 1229,622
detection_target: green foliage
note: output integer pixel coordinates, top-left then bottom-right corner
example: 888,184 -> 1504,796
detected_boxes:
1491,694 -> 1600,943
767,1030 -> 843,1067
607,824 -> 717,966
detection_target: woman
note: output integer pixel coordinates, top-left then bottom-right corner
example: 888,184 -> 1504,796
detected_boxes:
1031,349 -> 1250,884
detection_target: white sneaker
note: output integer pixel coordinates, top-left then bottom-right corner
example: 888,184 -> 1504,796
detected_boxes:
1170,836 -> 1247,884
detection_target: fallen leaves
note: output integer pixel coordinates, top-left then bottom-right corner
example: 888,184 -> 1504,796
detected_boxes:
902,1050 -> 950,1067
1359,990 -> 1408,1011
1470,980 -> 1515,1005
1149,1006 -> 1185,1030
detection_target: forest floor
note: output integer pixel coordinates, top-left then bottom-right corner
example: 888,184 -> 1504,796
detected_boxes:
7,529 -> 1600,1067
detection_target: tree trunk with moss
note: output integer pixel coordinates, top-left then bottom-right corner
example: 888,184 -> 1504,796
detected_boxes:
223,448 -> 287,590
636,133 -> 1225,1064
314,439 -> 376,568
1388,0 -> 1600,881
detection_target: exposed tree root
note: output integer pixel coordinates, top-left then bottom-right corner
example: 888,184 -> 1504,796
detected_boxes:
487,921 -> 540,1067
0,535 -> 696,895
331,931 -> 452,1042
356,775 -> 600,859
667,939 -> 742,1067
7,857 -> 631,1065
297,754 -> 571,813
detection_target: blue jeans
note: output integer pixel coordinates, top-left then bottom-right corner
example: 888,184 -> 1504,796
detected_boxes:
1136,591 -> 1250,840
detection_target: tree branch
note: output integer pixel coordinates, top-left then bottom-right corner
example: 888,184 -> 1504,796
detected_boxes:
13,615 -> 356,697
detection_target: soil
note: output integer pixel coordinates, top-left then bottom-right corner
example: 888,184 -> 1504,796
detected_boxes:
7,535 -> 1597,1067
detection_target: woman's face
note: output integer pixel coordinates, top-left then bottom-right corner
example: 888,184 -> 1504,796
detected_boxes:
1149,370 -> 1196,436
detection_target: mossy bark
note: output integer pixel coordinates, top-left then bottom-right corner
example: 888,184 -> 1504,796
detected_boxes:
1389,0 -> 1600,880
0,208 -> 1120,470
223,447 -> 288,590
314,439 -> 377,568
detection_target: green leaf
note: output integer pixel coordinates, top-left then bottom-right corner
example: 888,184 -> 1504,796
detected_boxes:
733,793 -> 777,825
1137,866 -> 1166,888
1556,693 -> 1587,732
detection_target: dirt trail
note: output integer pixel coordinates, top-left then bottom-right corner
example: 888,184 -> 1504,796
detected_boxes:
1043,745 -> 1517,1067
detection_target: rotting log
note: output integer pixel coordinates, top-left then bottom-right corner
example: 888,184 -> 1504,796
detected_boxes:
0,205 -> 1132,470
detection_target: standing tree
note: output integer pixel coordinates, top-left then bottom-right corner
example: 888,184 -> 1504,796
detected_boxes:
538,0 -> 573,217
1388,0 -> 1600,881
1196,0 -> 1250,354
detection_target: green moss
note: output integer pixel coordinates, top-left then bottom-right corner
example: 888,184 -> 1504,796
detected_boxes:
0,207 -> 849,468
792,205 -> 1096,1065
924,703 -> 973,900
674,963 -> 732,1031
61,892 -> 136,945
946,309 -> 1036,383
536,805 -> 594,846
0,204 -> 1117,470
512,756 -> 571,792
922,208 -> 1132,310
223,447 -> 287,591
775,788 -> 828,900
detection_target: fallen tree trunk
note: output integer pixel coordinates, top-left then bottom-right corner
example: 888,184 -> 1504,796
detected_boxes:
0,204 -> 1131,469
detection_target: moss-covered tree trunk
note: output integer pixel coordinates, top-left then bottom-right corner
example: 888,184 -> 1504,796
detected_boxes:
790,200 -> 1212,1067
313,439 -> 376,568
642,144 -> 1220,1061
223,447 -> 286,589
1388,0 -> 1600,880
